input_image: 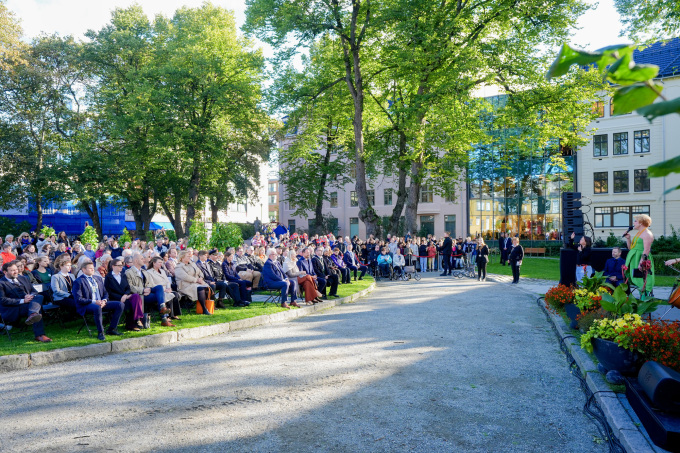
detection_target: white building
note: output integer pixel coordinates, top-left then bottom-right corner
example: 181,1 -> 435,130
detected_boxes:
576,40 -> 680,239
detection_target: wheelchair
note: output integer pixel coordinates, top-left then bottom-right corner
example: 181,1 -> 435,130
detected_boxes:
374,262 -> 395,281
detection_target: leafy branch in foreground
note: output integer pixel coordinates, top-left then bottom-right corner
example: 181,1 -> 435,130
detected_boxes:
547,42 -> 680,189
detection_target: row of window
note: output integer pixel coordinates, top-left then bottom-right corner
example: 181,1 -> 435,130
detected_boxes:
593,99 -> 631,118
593,169 -> 650,194
594,205 -> 650,228
288,215 -> 457,236
593,130 -> 649,157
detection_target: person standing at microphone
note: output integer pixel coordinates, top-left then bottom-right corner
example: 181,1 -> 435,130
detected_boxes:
624,214 -> 655,296
568,232 -> 593,283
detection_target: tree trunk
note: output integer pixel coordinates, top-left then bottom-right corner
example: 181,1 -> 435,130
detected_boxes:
339,4 -> 378,237
404,159 -> 423,235
210,197 -> 219,224
80,200 -> 103,239
388,131 -> 409,235
173,193 -> 184,238
35,192 -> 43,232
311,121 -> 334,235
184,157 -> 201,234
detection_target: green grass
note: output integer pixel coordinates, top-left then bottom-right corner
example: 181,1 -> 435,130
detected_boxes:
0,276 -> 374,357
487,256 -> 679,286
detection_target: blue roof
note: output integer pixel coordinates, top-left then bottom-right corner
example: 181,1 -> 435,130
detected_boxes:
634,38 -> 680,78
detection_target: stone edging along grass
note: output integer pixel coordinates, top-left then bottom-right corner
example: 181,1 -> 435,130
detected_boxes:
0,282 -> 376,374
537,298 -> 664,453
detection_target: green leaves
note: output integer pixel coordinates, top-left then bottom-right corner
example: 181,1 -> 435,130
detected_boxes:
547,44 -> 609,79
612,82 -> 662,114
648,155 -> 680,177
636,97 -> 680,122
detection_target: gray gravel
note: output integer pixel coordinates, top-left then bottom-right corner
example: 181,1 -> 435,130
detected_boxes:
0,275 -> 606,452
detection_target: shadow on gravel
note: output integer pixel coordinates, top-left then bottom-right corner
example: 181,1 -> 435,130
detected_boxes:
0,278 -> 606,453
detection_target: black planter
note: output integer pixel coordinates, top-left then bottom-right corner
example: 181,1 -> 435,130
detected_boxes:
564,303 -> 581,329
592,337 -> 643,376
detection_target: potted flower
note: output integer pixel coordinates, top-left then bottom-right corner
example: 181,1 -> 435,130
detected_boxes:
625,320 -> 680,373
581,314 -> 647,376
543,284 -> 574,313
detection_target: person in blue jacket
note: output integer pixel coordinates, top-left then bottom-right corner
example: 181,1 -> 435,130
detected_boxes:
377,247 -> 393,277
603,247 -> 626,287
261,249 -> 299,309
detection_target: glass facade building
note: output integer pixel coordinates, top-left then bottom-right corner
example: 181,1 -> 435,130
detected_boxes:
467,96 -> 575,241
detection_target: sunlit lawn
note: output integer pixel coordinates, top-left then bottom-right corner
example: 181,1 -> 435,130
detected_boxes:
0,276 -> 374,357
486,256 -> 678,287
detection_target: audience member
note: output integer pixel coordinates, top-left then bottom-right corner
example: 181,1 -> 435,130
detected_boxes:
105,258 -> 144,331
51,254 -> 78,311
72,260 -> 124,341
603,247 -> 625,287
261,248 -> 298,308
0,261 -> 51,342
175,250 -> 213,314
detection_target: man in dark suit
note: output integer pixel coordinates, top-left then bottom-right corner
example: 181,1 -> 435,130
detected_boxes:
73,260 -> 124,341
343,244 -> 367,281
603,247 -> 626,287
499,232 -> 511,265
312,246 -> 338,298
196,250 -> 228,308
440,232 -> 453,276
297,247 -> 325,299
104,258 -> 144,331
222,252 -> 252,305
0,261 -> 51,342
261,249 -> 299,308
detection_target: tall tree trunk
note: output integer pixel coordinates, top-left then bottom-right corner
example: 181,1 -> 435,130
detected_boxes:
312,121 -> 334,235
404,159 -> 423,235
339,3 -> 378,237
210,197 -> 219,224
388,131 -> 409,235
35,192 -> 43,232
173,193 -> 184,238
80,200 -> 103,239
184,157 -> 201,234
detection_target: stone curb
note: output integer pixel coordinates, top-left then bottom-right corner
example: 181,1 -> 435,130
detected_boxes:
0,282 -> 376,374
534,292 -> 667,453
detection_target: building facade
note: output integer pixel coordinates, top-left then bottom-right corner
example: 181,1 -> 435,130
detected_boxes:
268,178 -> 279,222
576,40 -> 680,239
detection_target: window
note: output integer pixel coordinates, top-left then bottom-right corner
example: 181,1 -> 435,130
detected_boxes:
420,185 -> 434,203
593,134 -> 608,157
268,195 -> 277,204
288,219 -> 296,232
350,164 -> 356,178
613,132 -> 628,155
444,215 -> 456,236
367,189 -> 375,205
268,183 -> 277,193
420,215 -> 435,236
634,130 -> 650,154
594,206 -> 650,227
613,170 -> 628,193
594,172 -> 608,194
384,188 -> 393,206
350,191 -> 358,207
634,169 -> 650,192
330,192 -> 338,208
593,101 -> 605,117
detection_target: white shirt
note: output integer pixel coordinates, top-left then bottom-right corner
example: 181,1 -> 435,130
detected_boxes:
112,272 -> 122,285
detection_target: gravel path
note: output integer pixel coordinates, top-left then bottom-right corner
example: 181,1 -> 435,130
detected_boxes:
0,275 -> 606,453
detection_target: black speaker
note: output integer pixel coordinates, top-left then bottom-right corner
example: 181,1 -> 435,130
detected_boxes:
560,249 -> 577,286
639,361 -> 680,414
562,192 -> 584,245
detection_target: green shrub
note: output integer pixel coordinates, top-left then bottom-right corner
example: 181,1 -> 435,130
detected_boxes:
232,222 -> 255,241
80,225 -> 99,248
166,229 -> 177,242
0,217 -> 32,238
40,225 -> 56,237
118,228 -> 132,245
210,223 -> 243,251
188,222 -> 209,250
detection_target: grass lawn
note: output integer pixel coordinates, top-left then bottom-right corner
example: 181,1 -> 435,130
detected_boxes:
0,276 -> 374,357
486,256 -> 679,287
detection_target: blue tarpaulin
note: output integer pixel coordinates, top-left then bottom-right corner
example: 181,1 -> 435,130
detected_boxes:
124,222 -> 175,231
273,225 -> 288,237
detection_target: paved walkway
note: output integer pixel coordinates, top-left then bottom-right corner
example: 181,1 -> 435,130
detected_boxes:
0,275 -> 608,452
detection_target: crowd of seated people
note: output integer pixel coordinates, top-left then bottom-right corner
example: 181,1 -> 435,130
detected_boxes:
0,227 -> 393,343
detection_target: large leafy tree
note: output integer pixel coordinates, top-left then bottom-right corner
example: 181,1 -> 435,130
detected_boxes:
615,0 -> 680,41
0,0 -> 25,69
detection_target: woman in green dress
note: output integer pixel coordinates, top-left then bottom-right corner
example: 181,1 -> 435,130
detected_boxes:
624,214 -> 654,296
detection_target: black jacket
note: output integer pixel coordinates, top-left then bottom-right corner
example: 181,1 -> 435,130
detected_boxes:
509,245 -> 524,264
312,255 -> 328,277
0,275 -> 37,307
441,237 -> 453,255
568,238 -> 592,266
104,272 -> 132,301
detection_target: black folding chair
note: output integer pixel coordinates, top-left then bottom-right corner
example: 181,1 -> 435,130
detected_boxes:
0,312 -> 13,343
